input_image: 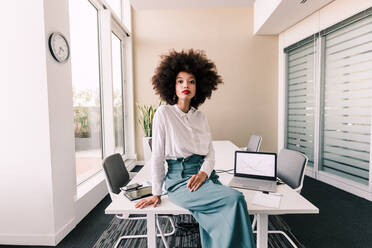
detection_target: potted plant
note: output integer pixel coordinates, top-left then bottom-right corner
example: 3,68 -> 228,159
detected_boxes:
137,102 -> 162,162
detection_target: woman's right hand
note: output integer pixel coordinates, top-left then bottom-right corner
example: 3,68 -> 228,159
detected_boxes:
135,195 -> 161,209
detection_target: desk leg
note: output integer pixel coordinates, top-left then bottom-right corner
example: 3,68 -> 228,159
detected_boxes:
256,214 -> 268,248
147,213 -> 156,248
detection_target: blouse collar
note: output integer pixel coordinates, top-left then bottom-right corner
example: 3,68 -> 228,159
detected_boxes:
173,104 -> 196,118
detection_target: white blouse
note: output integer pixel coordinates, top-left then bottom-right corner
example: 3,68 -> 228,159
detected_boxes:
151,104 -> 215,195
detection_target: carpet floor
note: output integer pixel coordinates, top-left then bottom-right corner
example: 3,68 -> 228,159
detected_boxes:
93,214 -> 304,248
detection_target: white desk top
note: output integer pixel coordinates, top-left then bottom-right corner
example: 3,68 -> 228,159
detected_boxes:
105,140 -> 319,216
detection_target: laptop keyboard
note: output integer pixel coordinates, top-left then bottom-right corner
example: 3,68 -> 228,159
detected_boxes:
231,177 -> 270,187
229,177 -> 277,191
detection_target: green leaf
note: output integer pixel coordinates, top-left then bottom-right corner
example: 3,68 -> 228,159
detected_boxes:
136,101 -> 163,137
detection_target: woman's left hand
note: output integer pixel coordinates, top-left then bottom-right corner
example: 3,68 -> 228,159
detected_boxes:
187,171 -> 207,192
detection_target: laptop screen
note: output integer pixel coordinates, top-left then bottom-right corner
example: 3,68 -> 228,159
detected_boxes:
234,151 -> 277,180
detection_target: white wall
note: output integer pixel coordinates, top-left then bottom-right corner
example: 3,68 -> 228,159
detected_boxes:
132,7 -> 279,159
1,0 -> 109,245
277,0 -> 372,200
1,0 -> 56,245
43,0 -> 76,242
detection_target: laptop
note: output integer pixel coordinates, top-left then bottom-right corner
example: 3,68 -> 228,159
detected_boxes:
228,151 -> 277,192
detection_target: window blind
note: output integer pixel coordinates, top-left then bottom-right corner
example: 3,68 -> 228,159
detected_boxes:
320,14 -> 372,185
286,39 -> 316,167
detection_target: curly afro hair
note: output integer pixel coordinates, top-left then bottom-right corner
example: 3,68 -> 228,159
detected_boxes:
152,49 -> 223,109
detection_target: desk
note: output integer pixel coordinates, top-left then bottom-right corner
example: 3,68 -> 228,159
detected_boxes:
105,140 -> 319,248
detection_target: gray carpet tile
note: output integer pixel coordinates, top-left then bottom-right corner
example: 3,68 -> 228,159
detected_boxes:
93,214 -> 200,248
93,214 -> 304,248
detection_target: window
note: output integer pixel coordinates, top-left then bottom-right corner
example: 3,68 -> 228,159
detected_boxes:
285,37 -> 316,167
320,14 -> 372,185
106,0 -> 121,19
69,0 -> 133,186
69,0 -> 103,184
111,32 -> 125,154
284,8 -> 372,187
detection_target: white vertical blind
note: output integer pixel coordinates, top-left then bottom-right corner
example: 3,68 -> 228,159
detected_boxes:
286,40 -> 315,167
321,14 -> 372,185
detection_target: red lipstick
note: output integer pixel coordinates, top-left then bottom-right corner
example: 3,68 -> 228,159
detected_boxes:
182,90 -> 190,94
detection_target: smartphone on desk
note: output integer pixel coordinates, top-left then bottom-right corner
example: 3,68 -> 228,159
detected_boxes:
121,183 -> 142,191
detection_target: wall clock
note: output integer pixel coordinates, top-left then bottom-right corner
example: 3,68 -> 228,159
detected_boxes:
48,32 -> 70,63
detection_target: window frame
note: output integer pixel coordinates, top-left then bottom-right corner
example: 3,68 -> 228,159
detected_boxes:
111,17 -> 127,155
70,0 -> 134,186
283,7 -> 372,194
69,0 -> 105,185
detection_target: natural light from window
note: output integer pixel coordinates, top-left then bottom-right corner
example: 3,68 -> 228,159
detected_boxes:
111,32 -> 125,154
69,0 -> 103,185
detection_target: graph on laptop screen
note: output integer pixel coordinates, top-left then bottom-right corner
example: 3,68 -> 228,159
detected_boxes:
236,153 -> 275,177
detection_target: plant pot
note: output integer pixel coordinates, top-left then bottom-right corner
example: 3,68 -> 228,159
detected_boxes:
143,137 -> 152,162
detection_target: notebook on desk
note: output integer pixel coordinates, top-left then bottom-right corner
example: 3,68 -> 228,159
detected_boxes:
228,151 -> 277,192
123,186 -> 152,201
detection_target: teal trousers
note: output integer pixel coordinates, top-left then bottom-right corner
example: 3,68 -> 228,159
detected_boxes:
165,154 -> 255,248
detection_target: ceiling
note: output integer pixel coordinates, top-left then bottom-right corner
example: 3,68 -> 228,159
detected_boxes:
130,0 -> 255,10
129,0 -> 336,35
256,0 -> 335,34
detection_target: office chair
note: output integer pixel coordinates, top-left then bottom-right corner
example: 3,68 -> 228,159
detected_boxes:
276,149 -> 307,193
246,135 -> 262,152
103,153 -> 175,248
251,149 -> 308,248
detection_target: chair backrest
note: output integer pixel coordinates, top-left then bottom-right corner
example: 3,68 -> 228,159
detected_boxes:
103,153 -> 130,195
246,135 -> 262,152
277,149 -> 308,192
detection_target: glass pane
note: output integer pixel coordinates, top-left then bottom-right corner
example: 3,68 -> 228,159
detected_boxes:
286,41 -> 315,167
111,32 -> 125,154
320,15 -> 372,185
106,0 -> 121,19
69,0 -> 103,185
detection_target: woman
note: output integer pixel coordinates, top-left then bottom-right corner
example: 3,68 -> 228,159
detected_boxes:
135,49 -> 255,248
